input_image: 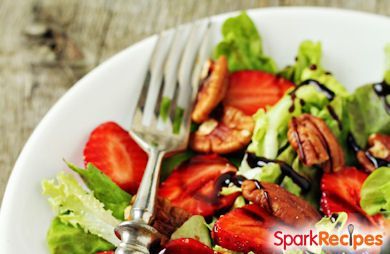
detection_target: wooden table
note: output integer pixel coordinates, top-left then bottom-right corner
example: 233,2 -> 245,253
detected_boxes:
0,0 -> 389,202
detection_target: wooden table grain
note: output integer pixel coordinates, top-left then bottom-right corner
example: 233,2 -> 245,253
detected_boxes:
0,0 -> 389,203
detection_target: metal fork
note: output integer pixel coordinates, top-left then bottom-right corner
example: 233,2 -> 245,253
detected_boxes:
114,21 -> 212,254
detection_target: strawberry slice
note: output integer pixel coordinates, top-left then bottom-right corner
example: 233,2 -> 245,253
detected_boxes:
164,238 -> 215,254
212,204 -> 279,253
224,70 -> 294,115
84,122 -> 148,194
158,154 -> 238,217
320,167 -> 382,226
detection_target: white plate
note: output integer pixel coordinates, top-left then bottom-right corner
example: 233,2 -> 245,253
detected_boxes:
1,7 -> 389,253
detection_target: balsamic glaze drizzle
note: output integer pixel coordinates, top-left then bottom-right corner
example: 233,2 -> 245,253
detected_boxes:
327,105 -> 343,130
246,153 -> 311,193
288,79 -> 336,113
347,133 -> 389,169
373,81 -> 390,114
330,213 -> 339,223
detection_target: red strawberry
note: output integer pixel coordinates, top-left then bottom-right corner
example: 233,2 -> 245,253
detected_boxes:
212,204 -> 279,253
164,238 -> 215,254
321,167 -> 382,226
158,154 -> 238,217
84,122 -> 148,194
224,70 -> 294,115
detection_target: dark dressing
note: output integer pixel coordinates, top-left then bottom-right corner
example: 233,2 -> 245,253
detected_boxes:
373,81 -> 390,114
330,213 -> 339,223
215,171 -> 246,189
246,153 -> 311,193
347,133 -> 390,169
327,105 -> 343,130
209,172 -> 241,204
288,79 -> 336,112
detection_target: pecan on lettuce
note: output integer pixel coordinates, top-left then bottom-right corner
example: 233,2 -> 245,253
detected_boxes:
241,180 -> 321,227
287,114 -> 345,172
190,106 -> 254,154
191,56 -> 229,124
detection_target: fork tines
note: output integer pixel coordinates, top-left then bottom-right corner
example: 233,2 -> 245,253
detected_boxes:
131,20 -> 212,137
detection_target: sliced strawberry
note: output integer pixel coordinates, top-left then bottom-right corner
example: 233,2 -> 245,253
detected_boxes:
84,122 -> 148,194
223,70 -> 294,115
158,154 -> 238,217
164,238 -> 215,254
321,167 -> 382,226
212,204 -> 279,253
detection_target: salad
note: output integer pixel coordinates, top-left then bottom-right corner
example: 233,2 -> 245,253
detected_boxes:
42,12 -> 390,254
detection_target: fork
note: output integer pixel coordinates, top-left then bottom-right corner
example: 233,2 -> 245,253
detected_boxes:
114,21 -> 212,254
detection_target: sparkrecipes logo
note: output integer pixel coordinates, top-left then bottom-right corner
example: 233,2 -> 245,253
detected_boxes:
273,224 -> 385,251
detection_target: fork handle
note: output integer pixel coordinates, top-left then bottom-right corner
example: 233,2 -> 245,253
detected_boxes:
130,147 -> 165,224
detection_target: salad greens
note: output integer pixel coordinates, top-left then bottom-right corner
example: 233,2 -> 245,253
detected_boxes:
214,12 -> 277,73
279,40 -> 322,83
67,162 -> 132,220
41,11 -> 390,254
171,215 -> 212,247
360,167 -> 390,216
346,84 -> 390,147
47,217 -> 114,254
42,171 -> 120,246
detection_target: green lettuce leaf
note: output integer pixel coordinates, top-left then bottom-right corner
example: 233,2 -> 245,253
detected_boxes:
360,167 -> 390,216
213,12 -> 277,73
42,172 -> 120,246
280,41 -> 322,83
385,43 -> 390,84
171,215 -> 212,247
47,217 -> 114,254
346,84 -> 390,147
67,162 -> 131,220
279,40 -> 349,97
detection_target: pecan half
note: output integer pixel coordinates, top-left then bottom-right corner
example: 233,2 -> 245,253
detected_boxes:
356,150 -> 376,173
356,133 -> 390,173
190,106 -> 254,154
287,114 -> 344,172
368,133 -> 390,161
191,56 -> 229,124
241,180 -> 321,227
125,197 -> 191,239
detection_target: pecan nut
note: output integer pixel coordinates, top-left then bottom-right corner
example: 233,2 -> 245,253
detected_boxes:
190,106 -> 254,154
241,180 -> 321,227
191,56 -> 229,124
368,133 -> 390,161
287,114 -> 345,172
356,133 -> 390,173
356,150 -> 376,173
